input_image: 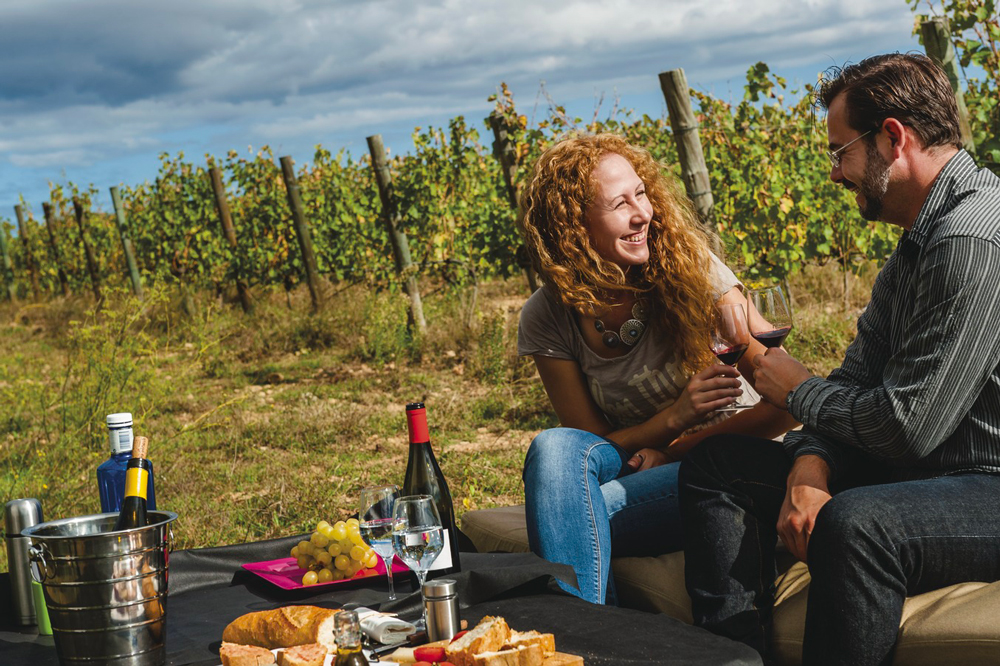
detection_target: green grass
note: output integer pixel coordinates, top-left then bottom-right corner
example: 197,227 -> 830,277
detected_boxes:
0,264 -> 869,569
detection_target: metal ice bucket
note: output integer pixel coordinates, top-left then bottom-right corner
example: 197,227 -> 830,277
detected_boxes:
23,511 -> 177,666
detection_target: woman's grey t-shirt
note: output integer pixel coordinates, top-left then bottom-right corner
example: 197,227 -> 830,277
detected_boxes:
517,255 -> 748,429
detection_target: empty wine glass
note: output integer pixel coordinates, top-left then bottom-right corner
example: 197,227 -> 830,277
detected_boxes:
392,495 -> 443,625
748,285 -> 794,349
360,484 -> 400,601
711,303 -> 753,412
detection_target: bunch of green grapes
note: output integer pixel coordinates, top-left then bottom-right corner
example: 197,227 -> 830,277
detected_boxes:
290,518 -> 380,586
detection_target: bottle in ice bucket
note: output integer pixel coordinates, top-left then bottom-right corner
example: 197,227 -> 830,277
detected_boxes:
114,436 -> 152,531
403,402 -> 461,581
98,413 -> 156,513
334,610 -> 369,666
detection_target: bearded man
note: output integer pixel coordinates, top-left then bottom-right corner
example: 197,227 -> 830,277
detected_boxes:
679,53 -> 1000,666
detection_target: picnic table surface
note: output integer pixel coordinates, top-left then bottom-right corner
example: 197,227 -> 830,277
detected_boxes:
0,534 -> 761,666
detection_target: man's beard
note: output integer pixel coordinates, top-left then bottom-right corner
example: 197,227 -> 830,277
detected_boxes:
858,140 -> 891,221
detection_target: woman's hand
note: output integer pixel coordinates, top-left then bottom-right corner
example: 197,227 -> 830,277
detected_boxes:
670,364 -> 743,431
626,447 -> 672,472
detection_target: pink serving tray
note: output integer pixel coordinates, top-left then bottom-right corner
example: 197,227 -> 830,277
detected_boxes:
242,556 -> 409,591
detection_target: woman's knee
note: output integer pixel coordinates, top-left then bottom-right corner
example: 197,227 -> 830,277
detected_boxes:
524,428 -> 593,475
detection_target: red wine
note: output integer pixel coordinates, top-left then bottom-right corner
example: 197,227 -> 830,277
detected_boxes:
403,403 -> 461,580
113,436 -> 151,531
751,327 -> 791,349
713,344 -> 748,366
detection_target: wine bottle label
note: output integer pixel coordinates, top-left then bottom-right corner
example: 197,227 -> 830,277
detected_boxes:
124,467 -> 149,499
109,427 -> 133,455
427,530 -> 453,570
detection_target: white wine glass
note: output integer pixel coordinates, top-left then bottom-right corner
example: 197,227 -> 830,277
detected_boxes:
392,495 -> 443,625
360,484 -> 400,601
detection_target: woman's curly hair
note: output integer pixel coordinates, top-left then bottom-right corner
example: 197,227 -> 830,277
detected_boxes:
518,133 -> 718,373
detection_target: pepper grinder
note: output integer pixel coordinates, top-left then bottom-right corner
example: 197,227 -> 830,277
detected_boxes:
4,498 -> 43,626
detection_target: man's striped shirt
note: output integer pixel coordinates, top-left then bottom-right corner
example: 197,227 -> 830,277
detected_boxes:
785,150 -> 1000,482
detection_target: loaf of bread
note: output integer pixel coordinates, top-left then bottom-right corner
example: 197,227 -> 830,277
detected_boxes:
222,606 -> 339,651
446,616 -> 511,666
219,642 -> 276,666
473,644 -> 543,666
276,643 -> 327,666
540,653 -> 583,665
506,631 -> 555,655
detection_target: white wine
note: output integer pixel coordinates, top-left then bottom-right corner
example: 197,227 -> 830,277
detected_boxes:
392,526 -> 444,572
359,518 -> 394,559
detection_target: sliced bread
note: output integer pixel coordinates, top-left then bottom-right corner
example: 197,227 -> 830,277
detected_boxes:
276,643 -> 327,666
219,641 -> 277,666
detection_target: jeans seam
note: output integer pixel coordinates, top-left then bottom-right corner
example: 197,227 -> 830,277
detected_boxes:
583,439 -> 610,603
732,476 -> 782,654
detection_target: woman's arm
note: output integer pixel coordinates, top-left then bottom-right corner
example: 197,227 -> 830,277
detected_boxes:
533,354 -> 743,455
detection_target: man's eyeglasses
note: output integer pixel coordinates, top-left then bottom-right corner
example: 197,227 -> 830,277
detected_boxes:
826,129 -> 876,169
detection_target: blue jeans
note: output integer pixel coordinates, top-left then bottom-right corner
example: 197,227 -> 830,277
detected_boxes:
679,435 -> 1000,666
522,427 -> 684,605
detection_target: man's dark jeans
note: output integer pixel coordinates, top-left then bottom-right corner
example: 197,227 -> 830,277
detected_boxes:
679,434 -> 1000,666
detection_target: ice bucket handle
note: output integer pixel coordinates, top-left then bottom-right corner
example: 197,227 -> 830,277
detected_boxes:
167,527 -> 175,553
28,542 -> 52,583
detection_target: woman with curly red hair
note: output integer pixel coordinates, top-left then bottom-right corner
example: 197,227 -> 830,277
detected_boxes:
517,133 -> 795,605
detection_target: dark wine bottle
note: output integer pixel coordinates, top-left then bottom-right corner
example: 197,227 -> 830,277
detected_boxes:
113,436 -> 152,531
403,402 -> 461,580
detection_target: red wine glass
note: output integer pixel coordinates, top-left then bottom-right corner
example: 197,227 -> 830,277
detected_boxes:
711,303 -> 752,411
748,285 -> 793,349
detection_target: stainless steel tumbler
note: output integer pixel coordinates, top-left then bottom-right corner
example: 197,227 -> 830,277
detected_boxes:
422,578 -> 460,642
4,498 -> 44,626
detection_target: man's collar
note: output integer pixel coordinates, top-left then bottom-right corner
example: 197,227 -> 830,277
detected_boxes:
906,150 -> 978,247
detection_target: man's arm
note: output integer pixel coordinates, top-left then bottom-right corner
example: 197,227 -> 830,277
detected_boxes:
768,236 -> 1000,464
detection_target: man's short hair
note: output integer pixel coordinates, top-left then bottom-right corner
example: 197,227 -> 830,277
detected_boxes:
817,53 -> 963,150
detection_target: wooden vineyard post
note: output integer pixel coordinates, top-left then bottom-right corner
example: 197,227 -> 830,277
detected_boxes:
278,156 -> 322,311
42,203 -> 72,298
366,134 -> 427,335
109,187 -> 144,299
659,68 -> 723,256
72,198 -> 103,304
921,17 -> 976,155
489,111 -> 539,292
0,223 -> 16,302
14,205 -> 41,300
207,167 -> 252,313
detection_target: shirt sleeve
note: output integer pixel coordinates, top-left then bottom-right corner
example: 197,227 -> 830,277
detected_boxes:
517,288 -> 576,360
708,253 -> 741,299
786,234 -> 1000,469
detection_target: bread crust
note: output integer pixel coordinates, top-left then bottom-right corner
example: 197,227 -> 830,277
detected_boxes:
222,606 -> 340,651
446,616 -> 510,666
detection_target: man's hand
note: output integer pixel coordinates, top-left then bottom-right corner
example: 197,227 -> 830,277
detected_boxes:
752,348 -> 812,409
778,455 -> 833,562
626,447 -> 671,472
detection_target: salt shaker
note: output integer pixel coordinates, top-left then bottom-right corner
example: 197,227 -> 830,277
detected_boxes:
422,578 -> 460,642
4,498 -> 43,626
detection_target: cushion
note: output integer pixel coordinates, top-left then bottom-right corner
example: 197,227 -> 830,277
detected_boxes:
461,505 -> 1000,666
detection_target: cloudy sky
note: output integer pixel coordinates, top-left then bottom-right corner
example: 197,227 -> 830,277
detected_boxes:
0,0 -> 922,220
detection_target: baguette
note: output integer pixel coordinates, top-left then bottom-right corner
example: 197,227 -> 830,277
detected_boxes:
446,616 -> 511,666
473,644 -> 543,666
276,643 -> 327,666
219,642 -> 276,666
222,606 -> 340,651
506,631 -> 556,656
541,653 -> 583,666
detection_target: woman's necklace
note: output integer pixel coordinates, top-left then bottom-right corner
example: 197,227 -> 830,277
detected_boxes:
594,301 -> 649,349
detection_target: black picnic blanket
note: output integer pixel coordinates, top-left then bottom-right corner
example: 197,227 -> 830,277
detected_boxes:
0,535 -> 761,665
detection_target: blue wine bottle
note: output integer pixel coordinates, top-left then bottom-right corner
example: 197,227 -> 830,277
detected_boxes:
97,413 -> 156,513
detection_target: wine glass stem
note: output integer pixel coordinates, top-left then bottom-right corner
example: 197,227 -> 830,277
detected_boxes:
416,569 -> 429,627
383,555 -> 396,601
